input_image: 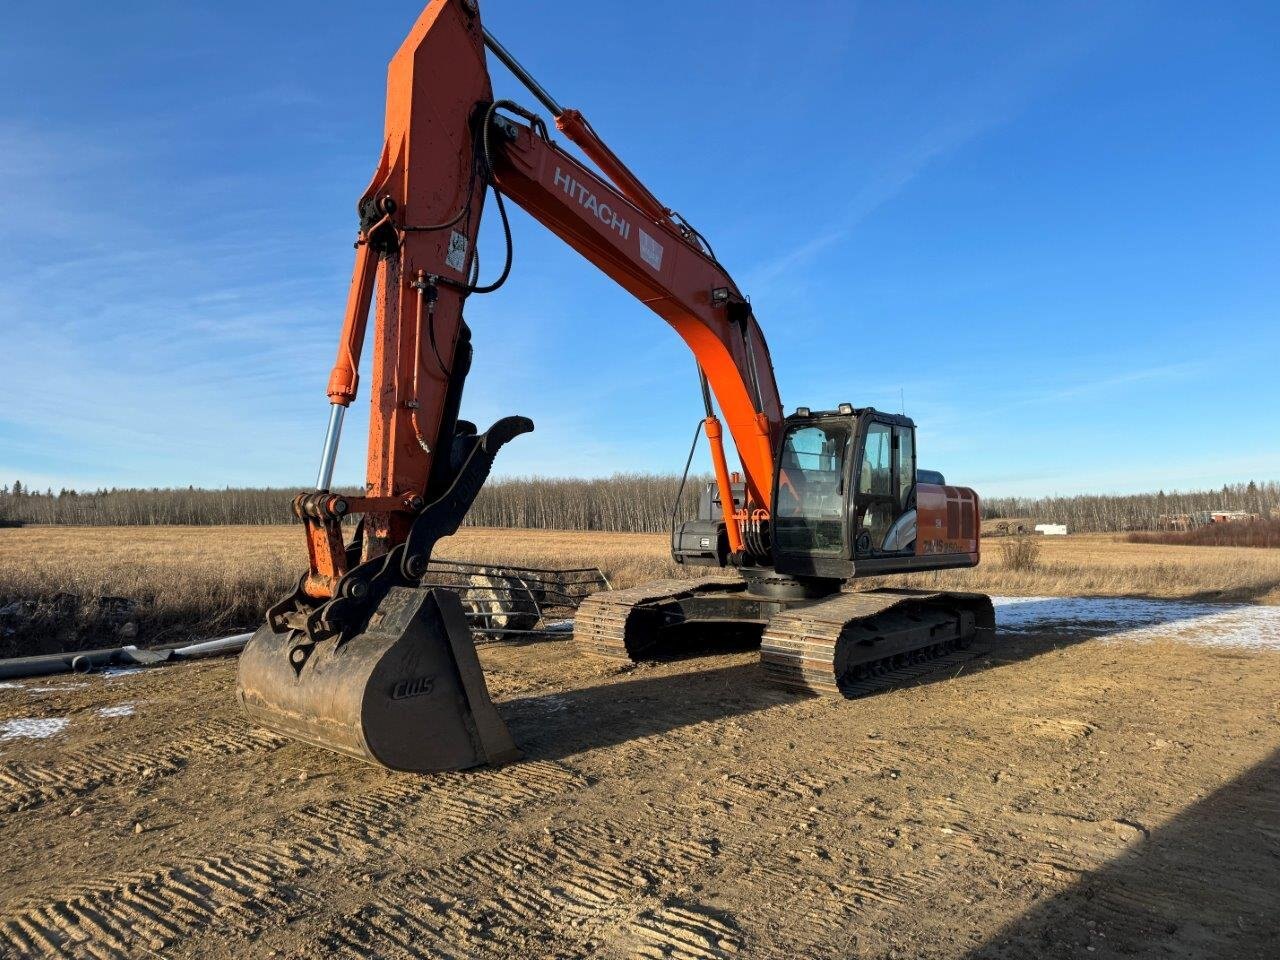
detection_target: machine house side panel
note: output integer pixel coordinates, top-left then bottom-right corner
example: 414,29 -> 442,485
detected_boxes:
916,484 -> 980,560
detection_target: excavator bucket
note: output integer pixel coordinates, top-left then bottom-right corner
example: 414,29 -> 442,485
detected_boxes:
237,586 -> 518,773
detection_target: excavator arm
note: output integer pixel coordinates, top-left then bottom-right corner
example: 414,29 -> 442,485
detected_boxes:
238,0 -> 789,773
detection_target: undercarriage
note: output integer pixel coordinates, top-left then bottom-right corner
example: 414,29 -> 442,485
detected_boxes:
574,572 -> 995,697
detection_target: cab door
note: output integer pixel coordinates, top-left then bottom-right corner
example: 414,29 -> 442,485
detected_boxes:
851,418 -> 915,556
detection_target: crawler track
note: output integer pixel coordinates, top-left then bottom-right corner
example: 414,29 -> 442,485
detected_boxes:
760,589 -> 995,696
572,577 -> 739,660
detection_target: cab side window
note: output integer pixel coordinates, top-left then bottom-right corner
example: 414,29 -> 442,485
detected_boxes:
859,423 -> 893,496
896,427 -> 914,508
857,422 -> 895,551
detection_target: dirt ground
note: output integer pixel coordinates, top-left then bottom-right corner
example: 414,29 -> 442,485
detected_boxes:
1,610 -> 1278,958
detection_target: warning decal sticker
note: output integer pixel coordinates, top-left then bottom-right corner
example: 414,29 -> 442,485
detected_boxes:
639,228 -> 664,271
445,230 -> 469,272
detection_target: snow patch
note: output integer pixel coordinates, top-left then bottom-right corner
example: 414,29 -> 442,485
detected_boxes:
993,596 -> 1280,650
1,717 -> 70,741
0,682 -> 22,690
97,704 -> 135,718
101,667 -> 146,679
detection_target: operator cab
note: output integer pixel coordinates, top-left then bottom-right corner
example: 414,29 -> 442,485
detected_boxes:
771,406 -> 921,579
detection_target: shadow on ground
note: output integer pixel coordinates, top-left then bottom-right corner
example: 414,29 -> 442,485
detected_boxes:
500,624 -> 1100,762
967,746 -> 1280,959
1179,583 -> 1279,604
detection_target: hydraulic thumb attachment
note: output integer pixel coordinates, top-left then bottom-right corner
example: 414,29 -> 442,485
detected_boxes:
236,416 -> 532,773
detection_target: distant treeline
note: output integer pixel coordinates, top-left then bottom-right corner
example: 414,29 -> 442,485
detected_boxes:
0,477 -> 1276,534
0,475 -> 706,532
470,474 -> 703,532
984,481 -> 1280,533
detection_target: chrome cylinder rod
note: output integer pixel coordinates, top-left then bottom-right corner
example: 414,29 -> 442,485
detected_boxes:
315,403 -> 346,491
482,27 -> 562,117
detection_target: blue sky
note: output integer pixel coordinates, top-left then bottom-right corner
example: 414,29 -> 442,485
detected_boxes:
2,1 -> 1277,497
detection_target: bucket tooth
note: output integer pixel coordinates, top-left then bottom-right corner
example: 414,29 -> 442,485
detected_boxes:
237,586 -> 517,773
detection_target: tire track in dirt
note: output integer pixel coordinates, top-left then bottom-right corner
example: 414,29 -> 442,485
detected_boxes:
718,846 -> 949,954
0,760 -> 586,960
1065,774 -> 1280,946
319,822 -> 739,960
921,796 -> 1147,885
669,749 -> 1149,954
312,749 -> 1004,959
662,751 -> 954,953
748,867 -> 923,953
710,763 -> 1150,951
0,720 -> 289,814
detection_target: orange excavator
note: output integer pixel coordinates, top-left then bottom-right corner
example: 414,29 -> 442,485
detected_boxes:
237,0 -> 994,772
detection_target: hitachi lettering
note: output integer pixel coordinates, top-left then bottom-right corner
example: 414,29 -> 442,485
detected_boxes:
553,167 -> 631,240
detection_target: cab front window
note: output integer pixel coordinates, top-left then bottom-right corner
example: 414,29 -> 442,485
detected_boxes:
774,422 -> 850,556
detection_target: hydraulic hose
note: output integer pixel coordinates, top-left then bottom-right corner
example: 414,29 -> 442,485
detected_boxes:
668,418 -> 705,554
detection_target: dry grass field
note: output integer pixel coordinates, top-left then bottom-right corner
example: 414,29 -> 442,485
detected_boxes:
2,525 -> 1279,656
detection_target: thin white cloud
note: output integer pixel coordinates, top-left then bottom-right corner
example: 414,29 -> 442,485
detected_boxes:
745,20 -> 1110,292
991,360 -> 1207,412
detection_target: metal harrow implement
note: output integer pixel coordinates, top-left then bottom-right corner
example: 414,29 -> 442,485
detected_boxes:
421,560 -> 610,639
